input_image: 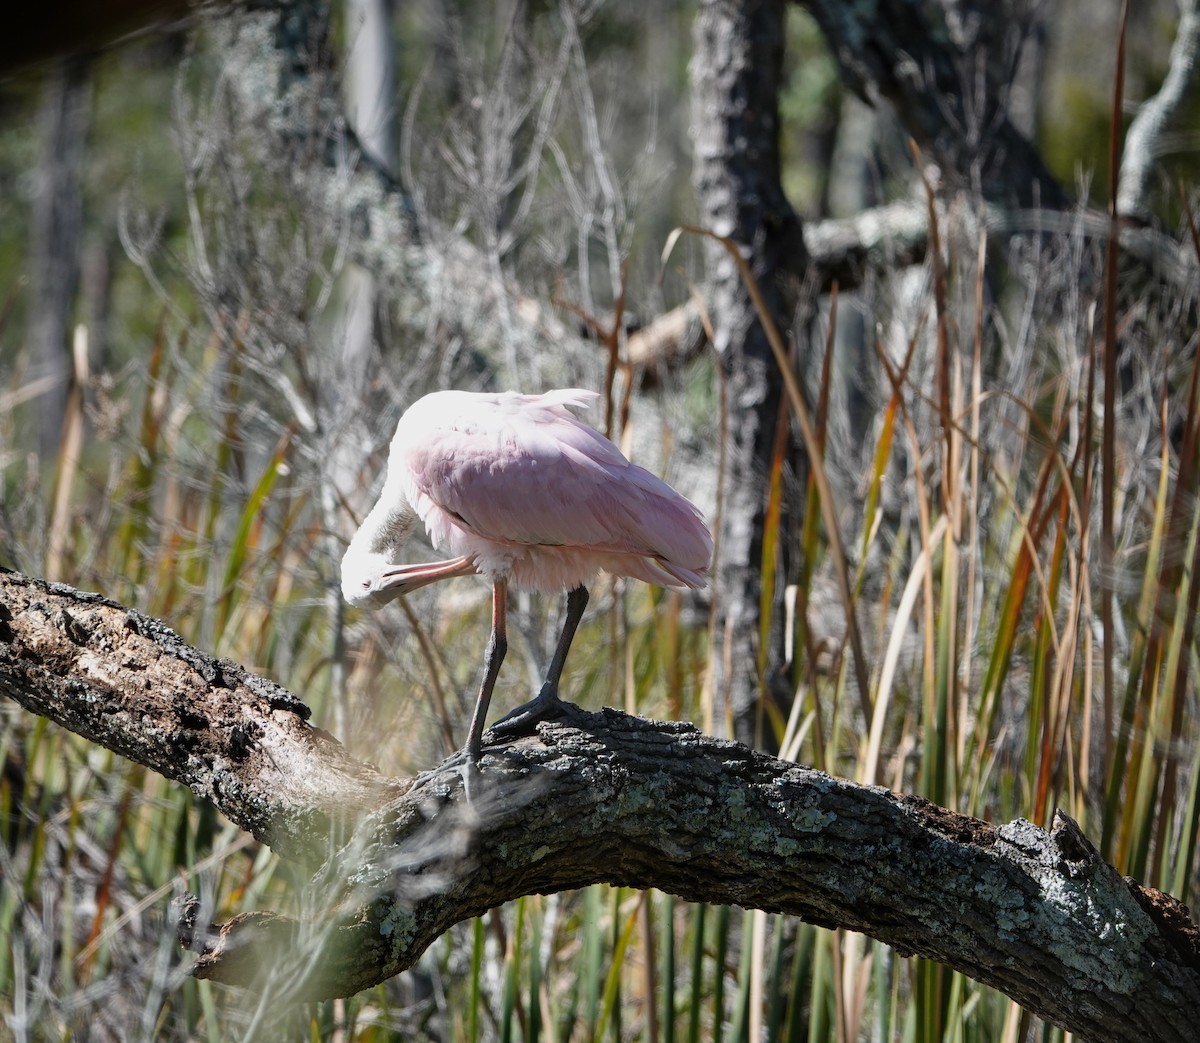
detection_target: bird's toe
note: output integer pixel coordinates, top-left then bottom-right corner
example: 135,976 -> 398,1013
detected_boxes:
488,689 -> 567,738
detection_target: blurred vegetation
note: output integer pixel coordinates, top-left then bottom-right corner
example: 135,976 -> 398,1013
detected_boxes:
2,0 -> 1199,1040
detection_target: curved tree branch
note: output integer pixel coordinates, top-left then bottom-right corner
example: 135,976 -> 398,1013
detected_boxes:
2,568 -> 1199,1040
798,0 -> 1068,209
1117,0 -> 1200,223
0,569 -> 398,864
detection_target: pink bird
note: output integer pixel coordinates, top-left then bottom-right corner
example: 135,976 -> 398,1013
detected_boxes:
341,388 -> 712,762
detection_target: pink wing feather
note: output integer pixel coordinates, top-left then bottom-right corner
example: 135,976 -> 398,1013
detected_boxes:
390,390 -> 711,592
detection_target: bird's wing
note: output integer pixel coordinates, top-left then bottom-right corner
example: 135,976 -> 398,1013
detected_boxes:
395,392 -> 707,564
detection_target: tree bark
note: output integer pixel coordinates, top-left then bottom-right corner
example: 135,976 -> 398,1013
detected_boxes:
692,0 -> 808,747
3,568 -> 1199,1040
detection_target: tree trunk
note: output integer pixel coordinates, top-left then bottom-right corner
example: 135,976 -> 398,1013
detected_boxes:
329,0 -> 398,738
692,0 -> 808,747
27,57 -> 91,464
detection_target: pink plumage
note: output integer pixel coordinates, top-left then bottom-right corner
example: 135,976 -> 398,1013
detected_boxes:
342,388 -> 712,762
394,389 -> 710,592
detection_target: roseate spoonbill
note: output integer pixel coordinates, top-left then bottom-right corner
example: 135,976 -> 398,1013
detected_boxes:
341,388 -> 712,762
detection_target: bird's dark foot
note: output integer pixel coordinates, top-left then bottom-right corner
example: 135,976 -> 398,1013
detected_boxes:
412,743 -> 482,802
488,684 -> 569,739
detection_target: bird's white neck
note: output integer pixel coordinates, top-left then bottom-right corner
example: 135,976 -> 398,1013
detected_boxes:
341,471 -> 420,607
344,472 -> 418,569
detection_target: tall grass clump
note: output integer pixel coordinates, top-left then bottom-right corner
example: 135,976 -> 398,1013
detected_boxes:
656,201 -> 1198,1043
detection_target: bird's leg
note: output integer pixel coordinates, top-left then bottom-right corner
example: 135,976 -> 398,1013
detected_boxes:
541,584 -> 589,701
491,584 -> 588,736
461,578 -> 508,763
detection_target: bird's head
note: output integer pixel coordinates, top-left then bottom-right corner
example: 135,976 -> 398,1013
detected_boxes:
340,550 -> 404,610
341,472 -> 423,609
341,548 -> 479,610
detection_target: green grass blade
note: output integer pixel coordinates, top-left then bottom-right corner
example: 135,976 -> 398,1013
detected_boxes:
729,908 -> 755,1043
686,904 -> 706,1043
595,891 -> 639,1043
216,423 -> 294,643
469,915 -> 484,1043
661,892 -> 676,1043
